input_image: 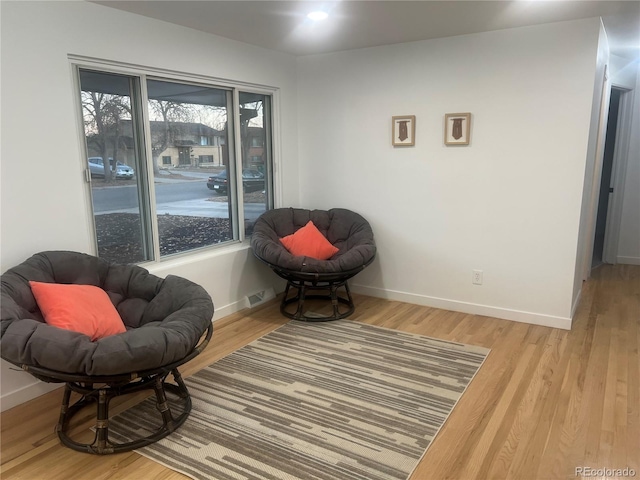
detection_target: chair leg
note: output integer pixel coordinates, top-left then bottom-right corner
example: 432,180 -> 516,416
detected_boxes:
172,369 -> 189,399
280,279 -> 356,321
343,281 -> 355,313
294,284 -> 307,319
94,389 -> 111,454
56,369 -> 192,454
283,281 -> 292,303
153,374 -> 177,432
56,384 -> 73,435
330,283 -> 340,319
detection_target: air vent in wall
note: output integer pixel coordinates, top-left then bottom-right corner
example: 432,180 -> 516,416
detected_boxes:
244,288 -> 276,309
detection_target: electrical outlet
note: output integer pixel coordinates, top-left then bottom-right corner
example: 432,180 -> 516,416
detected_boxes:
472,270 -> 483,285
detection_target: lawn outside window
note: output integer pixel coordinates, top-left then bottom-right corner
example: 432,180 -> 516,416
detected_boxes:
74,61 -> 275,264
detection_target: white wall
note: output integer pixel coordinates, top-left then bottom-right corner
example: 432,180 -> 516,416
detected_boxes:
610,54 -> 639,89
617,67 -> 640,265
606,54 -> 640,266
572,21 -> 610,307
0,3 -> 620,411
0,1 -> 298,410
297,19 -> 602,328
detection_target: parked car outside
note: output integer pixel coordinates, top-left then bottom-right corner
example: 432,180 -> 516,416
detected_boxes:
207,169 -> 265,194
88,157 -> 135,180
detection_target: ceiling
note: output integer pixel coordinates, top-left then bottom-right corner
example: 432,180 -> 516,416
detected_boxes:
95,1 -> 640,58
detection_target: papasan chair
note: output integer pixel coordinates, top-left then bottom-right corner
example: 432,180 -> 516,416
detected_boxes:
0,251 -> 214,454
251,208 -> 376,321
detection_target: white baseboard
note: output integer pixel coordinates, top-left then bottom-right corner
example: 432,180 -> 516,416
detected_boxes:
617,256 -> 640,265
350,284 -> 572,330
571,288 -> 582,320
212,298 -> 248,322
213,284 -> 284,321
0,380 -> 62,413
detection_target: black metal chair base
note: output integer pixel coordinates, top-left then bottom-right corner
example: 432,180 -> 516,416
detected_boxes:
56,368 -> 191,455
281,279 -> 354,321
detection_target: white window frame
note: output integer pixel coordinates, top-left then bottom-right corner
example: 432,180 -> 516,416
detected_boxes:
70,55 -> 280,265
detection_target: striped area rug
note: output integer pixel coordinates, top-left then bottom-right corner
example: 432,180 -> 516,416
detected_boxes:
109,320 -> 489,480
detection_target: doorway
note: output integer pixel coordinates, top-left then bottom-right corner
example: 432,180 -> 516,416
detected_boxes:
591,86 -> 631,269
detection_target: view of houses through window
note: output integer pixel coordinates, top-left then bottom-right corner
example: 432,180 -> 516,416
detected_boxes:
79,68 -> 273,264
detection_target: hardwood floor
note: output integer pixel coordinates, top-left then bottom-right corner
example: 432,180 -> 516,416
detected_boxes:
1,264 -> 638,479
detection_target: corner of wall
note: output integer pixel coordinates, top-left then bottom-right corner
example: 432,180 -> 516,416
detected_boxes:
571,19 -> 611,305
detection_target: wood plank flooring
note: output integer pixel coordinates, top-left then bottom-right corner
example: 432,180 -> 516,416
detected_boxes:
1,264 -> 638,479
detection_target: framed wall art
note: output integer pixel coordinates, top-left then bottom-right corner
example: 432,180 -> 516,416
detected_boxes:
444,113 -> 471,145
392,115 -> 416,146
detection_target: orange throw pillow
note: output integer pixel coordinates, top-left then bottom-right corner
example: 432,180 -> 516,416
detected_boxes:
29,281 -> 126,341
280,221 -> 339,260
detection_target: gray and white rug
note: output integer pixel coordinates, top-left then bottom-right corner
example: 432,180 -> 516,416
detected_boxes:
109,320 -> 489,480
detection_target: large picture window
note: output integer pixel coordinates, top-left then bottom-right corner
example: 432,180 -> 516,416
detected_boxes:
78,66 -> 274,264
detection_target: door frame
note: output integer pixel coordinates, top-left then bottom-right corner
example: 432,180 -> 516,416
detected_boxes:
581,66 -> 611,282
602,86 -> 634,264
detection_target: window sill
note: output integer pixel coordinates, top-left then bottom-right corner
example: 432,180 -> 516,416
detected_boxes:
143,240 -> 253,275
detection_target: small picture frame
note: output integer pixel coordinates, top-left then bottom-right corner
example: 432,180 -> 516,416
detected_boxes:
392,115 -> 416,146
444,113 -> 471,145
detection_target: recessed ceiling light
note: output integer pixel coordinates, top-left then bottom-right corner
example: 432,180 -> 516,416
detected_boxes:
307,11 -> 329,21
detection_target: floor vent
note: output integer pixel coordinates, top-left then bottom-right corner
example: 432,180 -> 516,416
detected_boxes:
244,288 -> 276,309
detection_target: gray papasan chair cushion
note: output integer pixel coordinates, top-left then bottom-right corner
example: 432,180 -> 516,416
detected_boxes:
251,208 -> 376,274
0,251 -> 214,376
